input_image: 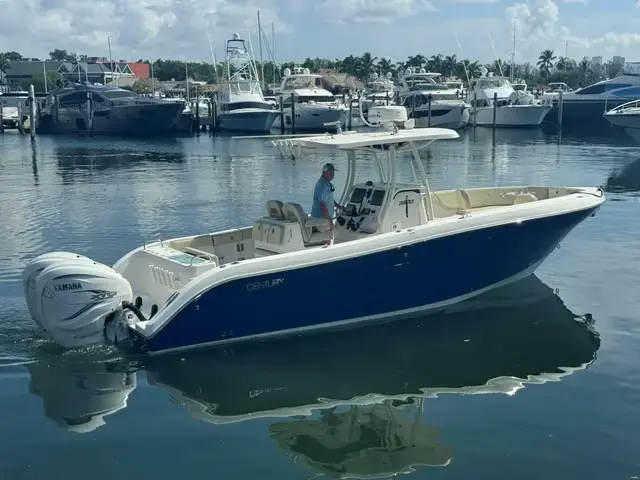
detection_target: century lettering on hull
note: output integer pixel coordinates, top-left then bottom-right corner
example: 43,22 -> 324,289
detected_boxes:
54,282 -> 82,292
246,278 -> 284,291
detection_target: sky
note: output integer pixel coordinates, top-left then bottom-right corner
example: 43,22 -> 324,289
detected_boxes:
0,0 -> 639,65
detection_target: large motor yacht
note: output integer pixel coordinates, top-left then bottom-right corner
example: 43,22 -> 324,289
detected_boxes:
396,68 -> 469,129
468,72 -> 552,127
274,67 -> 349,131
544,69 -> 640,128
38,82 -> 184,136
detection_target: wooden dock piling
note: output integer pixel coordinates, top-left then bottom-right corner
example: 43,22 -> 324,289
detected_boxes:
29,85 -> 36,139
290,93 -> 296,135
492,92 -> 498,145
279,96 -> 284,134
557,91 -> 564,129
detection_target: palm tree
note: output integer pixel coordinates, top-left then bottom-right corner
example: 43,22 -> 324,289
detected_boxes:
577,59 -> 590,86
376,57 -> 394,77
443,55 -> 457,77
358,52 -> 378,79
555,56 -> 567,72
537,49 -> 556,77
0,54 -> 9,73
428,54 -> 444,74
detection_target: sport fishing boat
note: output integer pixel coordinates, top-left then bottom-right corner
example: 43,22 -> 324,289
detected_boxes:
216,33 -> 280,132
21,107 -> 605,356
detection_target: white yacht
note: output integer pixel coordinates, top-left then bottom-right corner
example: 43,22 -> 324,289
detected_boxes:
468,72 -> 552,127
0,90 -> 29,129
217,33 -> 280,133
397,68 -> 469,129
603,99 -> 640,140
274,66 -> 349,131
540,82 -> 572,102
361,72 -> 396,113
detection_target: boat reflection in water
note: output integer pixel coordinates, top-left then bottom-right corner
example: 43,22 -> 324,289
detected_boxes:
26,354 -> 136,433
25,275 -> 599,475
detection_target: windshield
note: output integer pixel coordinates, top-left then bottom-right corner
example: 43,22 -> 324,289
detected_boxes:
101,89 -> 138,99
283,76 -> 323,89
475,78 -> 510,89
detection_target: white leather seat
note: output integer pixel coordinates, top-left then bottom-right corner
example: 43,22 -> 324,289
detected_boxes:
455,189 -> 472,213
513,192 -> 538,204
266,200 -> 286,220
284,202 -> 332,245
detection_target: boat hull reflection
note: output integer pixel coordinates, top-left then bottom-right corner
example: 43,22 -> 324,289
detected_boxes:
145,275 -> 600,422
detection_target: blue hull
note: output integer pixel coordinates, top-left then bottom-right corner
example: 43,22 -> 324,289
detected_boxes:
130,207 -> 599,354
544,98 -> 628,128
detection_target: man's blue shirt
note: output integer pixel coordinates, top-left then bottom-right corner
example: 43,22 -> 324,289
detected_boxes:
311,176 -> 334,218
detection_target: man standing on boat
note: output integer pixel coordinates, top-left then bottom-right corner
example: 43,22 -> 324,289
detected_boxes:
311,163 -> 344,241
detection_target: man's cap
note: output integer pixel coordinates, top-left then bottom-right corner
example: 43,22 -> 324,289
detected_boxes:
322,162 -> 337,172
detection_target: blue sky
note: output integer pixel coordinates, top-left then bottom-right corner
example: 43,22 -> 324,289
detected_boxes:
1,0 -> 639,64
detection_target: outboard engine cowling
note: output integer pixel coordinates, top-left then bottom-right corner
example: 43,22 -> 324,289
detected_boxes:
22,252 -> 92,330
23,253 -> 133,349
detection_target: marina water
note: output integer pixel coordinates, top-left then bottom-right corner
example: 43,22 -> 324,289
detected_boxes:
1,127 -> 639,479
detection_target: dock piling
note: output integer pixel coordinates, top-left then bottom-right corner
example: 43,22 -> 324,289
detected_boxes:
279,96 -> 284,134
86,92 -> 94,135
348,95 -> 353,131
290,93 -> 296,135
29,85 -> 37,139
492,92 -> 497,145
557,91 -> 564,129
17,102 -> 24,134
473,92 -> 477,128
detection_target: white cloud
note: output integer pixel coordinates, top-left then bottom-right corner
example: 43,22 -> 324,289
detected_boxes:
0,0 -> 290,61
505,0 -> 640,61
315,0 -> 436,24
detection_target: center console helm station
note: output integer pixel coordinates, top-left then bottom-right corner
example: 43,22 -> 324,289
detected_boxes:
267,105 -> 438,244
327,106 -> 437,242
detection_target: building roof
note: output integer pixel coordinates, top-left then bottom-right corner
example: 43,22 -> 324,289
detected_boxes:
4,60 -> 74,77
128,62 -> 150,78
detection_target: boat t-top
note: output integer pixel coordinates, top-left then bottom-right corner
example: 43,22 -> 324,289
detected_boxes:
21,106 -> 605,356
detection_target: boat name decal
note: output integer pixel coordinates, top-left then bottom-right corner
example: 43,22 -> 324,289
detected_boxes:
246,278 -> 284,291
54,282 -> 82,292
398,199 -> 414,205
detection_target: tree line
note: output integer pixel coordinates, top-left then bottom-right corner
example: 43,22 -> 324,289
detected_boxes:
1,47 -> 626,93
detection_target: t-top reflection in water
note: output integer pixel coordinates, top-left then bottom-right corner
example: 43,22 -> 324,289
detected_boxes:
24,275 -> 599,475
268,399 -> 452,478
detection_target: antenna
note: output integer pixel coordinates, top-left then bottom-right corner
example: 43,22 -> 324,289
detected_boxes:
257,10 -> 265,90
511,21 -> 516,82
207,33 -> 217,82
454,31 -> 471,88
488,32 -> 504,77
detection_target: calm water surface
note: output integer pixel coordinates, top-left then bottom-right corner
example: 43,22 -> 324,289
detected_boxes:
1,126 -> 639,479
